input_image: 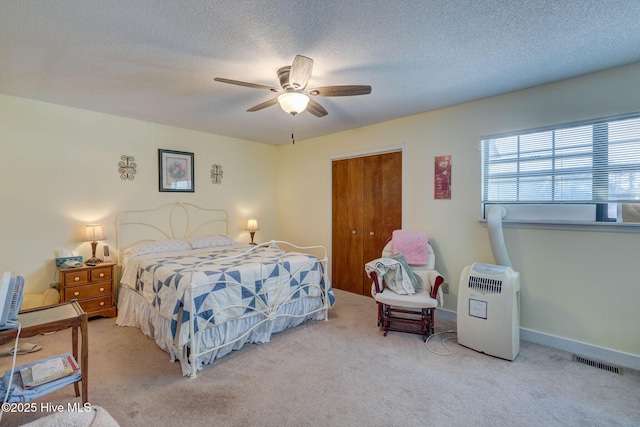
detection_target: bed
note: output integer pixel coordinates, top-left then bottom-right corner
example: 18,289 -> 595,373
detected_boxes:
115,202 -> 334,378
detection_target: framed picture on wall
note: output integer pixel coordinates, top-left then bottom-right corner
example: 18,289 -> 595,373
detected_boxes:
158,149 -> 194,192
434,155 -> 451,200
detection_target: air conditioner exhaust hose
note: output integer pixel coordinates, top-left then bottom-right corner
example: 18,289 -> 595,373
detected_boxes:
487,205 -> 512,268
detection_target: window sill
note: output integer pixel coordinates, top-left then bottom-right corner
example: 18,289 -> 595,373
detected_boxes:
479,219 -> 640,233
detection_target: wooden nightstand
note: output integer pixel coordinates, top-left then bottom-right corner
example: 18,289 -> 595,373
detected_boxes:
58,262 -> 116,318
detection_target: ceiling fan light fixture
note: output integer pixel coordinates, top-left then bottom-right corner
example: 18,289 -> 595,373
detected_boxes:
215,55 -> 370,118
277,92 -> 310,116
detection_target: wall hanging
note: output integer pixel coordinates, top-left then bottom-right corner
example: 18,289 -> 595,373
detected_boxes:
211,164 -> 223,185
118,155 -> 137,180
434,155 -> 451,200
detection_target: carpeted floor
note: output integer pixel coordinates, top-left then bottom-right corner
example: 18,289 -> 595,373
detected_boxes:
1,289 -> 638,426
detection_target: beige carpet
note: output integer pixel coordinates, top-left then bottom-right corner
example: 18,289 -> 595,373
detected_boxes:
1,289 -> 638,427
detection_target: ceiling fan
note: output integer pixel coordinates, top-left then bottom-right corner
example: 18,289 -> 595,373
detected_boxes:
214,55 -> 371,117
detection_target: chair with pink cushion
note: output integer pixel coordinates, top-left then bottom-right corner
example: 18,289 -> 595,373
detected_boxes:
367,232 -> 445,341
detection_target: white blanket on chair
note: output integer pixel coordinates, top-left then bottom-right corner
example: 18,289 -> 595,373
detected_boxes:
365,258 -> 415,295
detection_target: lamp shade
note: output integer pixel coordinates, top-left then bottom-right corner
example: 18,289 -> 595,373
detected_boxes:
245,218 -> 259,231
277,92 -> 310,115
84,224 -> 106,242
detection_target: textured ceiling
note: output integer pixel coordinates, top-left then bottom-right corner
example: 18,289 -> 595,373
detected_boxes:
2,1 -> 640,145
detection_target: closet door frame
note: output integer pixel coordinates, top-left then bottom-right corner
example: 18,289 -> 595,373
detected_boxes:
327,144 -> 408,285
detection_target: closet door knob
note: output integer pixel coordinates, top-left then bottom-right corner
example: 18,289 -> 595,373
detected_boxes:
352,230 -> 357,234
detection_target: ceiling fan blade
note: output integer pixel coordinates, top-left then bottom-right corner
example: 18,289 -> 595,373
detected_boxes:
306,98 -> 328,117
214,77 -> 278,92
289,55 -> 314,90
307,85 -> 372,97
247,98 -> 279,112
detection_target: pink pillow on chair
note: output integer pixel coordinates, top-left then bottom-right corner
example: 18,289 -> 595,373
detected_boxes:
392,230 -> 428,265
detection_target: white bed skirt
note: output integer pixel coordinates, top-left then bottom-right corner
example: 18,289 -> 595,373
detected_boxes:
116,286 -> 326,376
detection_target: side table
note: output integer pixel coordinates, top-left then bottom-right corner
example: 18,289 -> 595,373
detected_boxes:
58,263 -> 116,318
0,301 -> 88,404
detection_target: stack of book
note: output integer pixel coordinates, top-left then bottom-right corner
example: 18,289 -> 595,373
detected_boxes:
19,355 -> 79,389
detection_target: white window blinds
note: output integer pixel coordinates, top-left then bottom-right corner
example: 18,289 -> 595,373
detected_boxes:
482,115 -> 640,210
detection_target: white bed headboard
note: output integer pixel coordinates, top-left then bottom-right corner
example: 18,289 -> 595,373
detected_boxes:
115,202 -> 228,263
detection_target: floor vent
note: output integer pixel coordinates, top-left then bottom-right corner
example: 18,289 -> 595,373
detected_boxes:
572,355 -> 623,375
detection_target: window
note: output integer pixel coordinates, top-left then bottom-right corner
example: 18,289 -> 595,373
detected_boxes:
481,114 -> 640,224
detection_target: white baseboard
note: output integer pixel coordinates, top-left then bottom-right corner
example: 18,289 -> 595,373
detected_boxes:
435,308 -> 640,372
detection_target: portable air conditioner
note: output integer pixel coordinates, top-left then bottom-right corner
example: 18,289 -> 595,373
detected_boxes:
457,263 -> 520,361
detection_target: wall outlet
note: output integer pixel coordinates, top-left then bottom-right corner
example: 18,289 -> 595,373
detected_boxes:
441,282 -> 449,294
49,283 -> 59,290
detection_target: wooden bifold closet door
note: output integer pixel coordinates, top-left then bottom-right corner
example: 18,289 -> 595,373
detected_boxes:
332,151 -> 402,295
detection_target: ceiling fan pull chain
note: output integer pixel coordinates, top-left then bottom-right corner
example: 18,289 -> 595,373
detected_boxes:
291,116 -> 296,145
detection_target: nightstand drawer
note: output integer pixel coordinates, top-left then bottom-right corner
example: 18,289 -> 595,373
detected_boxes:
64,282 -> 112,300
77,296 -> 112,313
63,270 -> 89,286
90,267 -> 112,282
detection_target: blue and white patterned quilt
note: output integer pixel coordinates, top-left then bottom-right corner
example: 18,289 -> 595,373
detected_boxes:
122,245 -> 334,347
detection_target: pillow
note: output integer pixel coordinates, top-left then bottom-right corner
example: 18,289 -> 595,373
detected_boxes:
186,234 -> 236,249
123,239 -> 191,258
391,230 -> 428,265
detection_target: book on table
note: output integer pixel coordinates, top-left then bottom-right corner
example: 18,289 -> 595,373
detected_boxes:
19,355 -> 80,389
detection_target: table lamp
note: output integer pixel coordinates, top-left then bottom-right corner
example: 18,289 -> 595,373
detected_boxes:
245,218 -> 259,245
84,224 -> 105,264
